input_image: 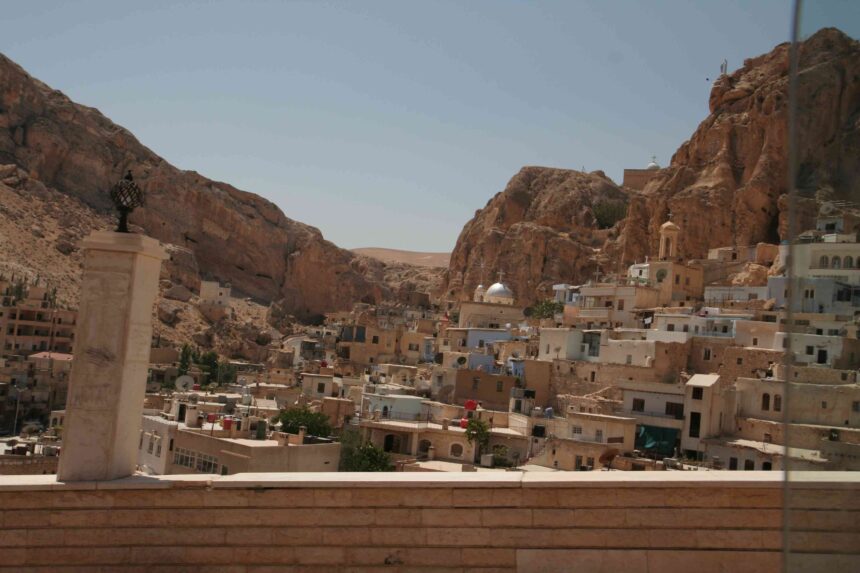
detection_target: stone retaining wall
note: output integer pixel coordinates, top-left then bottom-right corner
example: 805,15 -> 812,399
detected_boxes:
0,472 -> 857,572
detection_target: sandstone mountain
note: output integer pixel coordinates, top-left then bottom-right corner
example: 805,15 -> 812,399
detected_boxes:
0,53 -> 441,324
443,28 -> 859,307
611,27 -> 860,271
442,167 -> 628,303
0,163 -> 279,360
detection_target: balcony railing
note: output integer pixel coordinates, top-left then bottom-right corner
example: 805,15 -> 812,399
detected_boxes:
625,409 -> 684,421
579,308 -> 611,318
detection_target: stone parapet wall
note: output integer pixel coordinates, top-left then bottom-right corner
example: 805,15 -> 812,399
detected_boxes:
0,456 -> 58,476
0,472 -> 857,572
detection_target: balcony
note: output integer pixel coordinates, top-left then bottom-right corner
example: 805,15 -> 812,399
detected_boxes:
578,308 -> 611,319
625,409 -> 686,429
693,330 -> 734,338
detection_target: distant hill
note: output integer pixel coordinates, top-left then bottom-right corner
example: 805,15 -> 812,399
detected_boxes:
0,52 -> 442,322
352,248 -> 451,269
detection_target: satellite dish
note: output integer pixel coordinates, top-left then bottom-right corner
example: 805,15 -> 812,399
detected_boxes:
175,375 -> 194,391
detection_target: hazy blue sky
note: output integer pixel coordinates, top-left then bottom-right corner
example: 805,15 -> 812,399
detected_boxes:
3,1 -> 858,251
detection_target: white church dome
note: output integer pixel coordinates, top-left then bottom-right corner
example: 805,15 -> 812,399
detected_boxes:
486,282 -> 514,299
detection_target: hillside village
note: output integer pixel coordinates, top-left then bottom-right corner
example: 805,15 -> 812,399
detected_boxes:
0,8 -> 858,570
3,203 -> 858,475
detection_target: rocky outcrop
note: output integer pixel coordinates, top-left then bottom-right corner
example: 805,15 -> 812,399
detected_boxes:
610,28 -> 860,266
444,29 -> 859,305
441,167 -> 628,306
0,53 -> 440,320
157,301 -> 182,326
163,284 -> 193,302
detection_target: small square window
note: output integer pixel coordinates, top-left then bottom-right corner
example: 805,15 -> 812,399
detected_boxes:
691,387 -> 703,400
736,357 -> 743,365
806,346 -> 814,355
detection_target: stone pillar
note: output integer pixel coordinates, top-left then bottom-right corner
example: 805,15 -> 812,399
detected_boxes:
58,231 -> 166,482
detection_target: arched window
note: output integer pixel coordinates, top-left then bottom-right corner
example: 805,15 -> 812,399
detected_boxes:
844,256 -> 853,269
819,255 -> 829,268
832,257 -> 841,269
773,394 -> 782,412
761,393 -> 770,411
450,443 -> 464,458
382,405 -> 389,418
418,439 -> 432,454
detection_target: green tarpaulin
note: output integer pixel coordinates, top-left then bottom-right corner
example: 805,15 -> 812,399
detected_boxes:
635,425 -> 679,457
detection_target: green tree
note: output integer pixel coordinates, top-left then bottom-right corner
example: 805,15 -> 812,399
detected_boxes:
197,350 -> 219,372
339,430 -> 392,471
592,200 -> 628,229
529,299 -> 564,320
218,360 -> 238,385
273,407 -> 332,437
178,344 -> 192,376
196,351 -> 220,384
465,418 -> 491,460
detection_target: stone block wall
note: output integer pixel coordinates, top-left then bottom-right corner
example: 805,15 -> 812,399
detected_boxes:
0,472 -> 857,572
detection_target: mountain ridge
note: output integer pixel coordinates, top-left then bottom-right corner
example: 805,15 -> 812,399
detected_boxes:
0,52 -> 441,321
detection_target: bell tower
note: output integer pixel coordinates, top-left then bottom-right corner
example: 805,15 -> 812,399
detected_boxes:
658,212 -> 680,260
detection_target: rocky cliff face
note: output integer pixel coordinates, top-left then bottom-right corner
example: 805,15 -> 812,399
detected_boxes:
442,166 -> 628,306
444,28 -> 860,305
0,54 -> 439,321
610,27 -> 860,267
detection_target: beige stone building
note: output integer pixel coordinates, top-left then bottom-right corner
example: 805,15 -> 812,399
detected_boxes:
453,369 -> 518,411
456,301 -> 524,329
621,156 -> 661,190
0,284 -> 76,357
138,414 -> 339,475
